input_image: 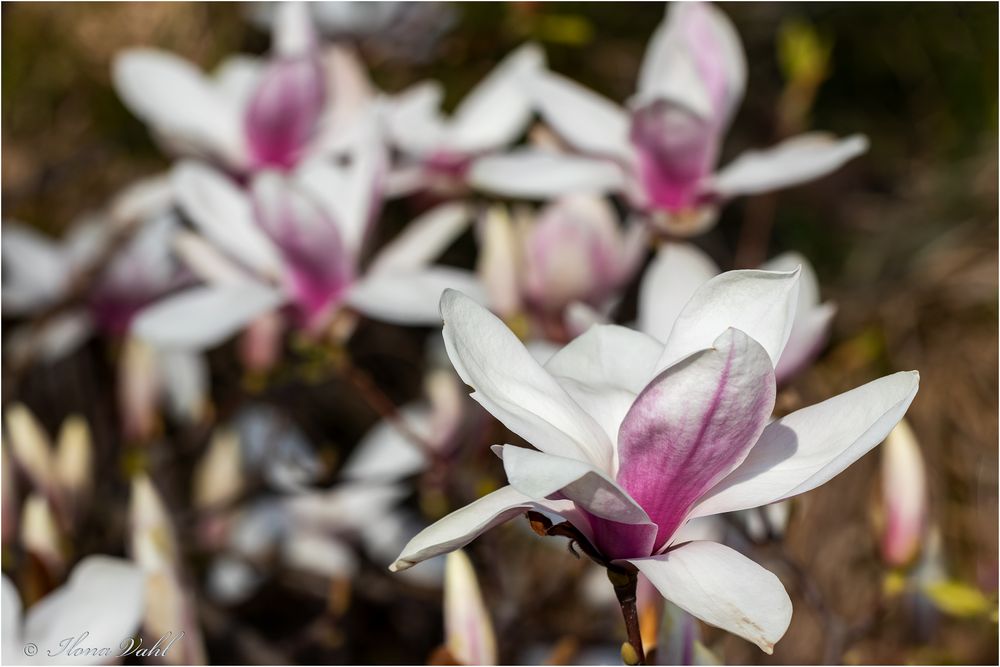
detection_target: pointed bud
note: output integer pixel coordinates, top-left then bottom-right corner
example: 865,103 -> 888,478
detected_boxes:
55,414 -> 93,502
444,550 -> 497,665
880,419 -> 927,567
119,336 -> 161,442
20,493 -> 64,576
476,206 -> 522,318
193,428 -> 244,511
130,474 -> 178,571
240,311 -> 285,373
245,57 -> 326,169
425,369 -> 464,454
5,403 -> 56,496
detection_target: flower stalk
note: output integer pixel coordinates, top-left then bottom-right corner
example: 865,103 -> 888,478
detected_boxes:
609,566 -> 646,666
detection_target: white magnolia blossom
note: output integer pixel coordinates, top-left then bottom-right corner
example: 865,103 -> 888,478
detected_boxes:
391,271 -> 918,653
471,2 -> 867,236
2,556 -> 145,665
383,43 -> 545,196
638,242 -> 836,384
131,131 -> 486,351
114,3 -> 372,173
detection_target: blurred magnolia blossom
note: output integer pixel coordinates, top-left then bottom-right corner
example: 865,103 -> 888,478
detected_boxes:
114,3 -> 372,174
878,418 -> 928,568
442,550 -> 497,665
1,556 -> 145,666
382,43 -> 545,197
471,2 -> 867,236
129,475 -> 207,664
636,243 -> 836,384
131,134 -> 486,352
392,275 -> 919,653
476,198 -> 647,343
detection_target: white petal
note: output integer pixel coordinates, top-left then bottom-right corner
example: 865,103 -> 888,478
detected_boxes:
23,556 -> 145,664
2,576 -> 23,665
340,407 -> 430,483
440,289 -> 613,469
172,162 -> 284,277
348,268 -> 488,326
272,1 -> 316,57
692,371 -> 920,518
390,485 -> 536,572
383,81 -> 448,156
527,69 -> 632,161
156,347 -> 208,422
368,202 -> 473,275
113,50 -> 245,167
638,242 -> 719,342
656,267 -> 801,372
499,444 -> 650,525
213,55 -> 264,110
628,541 -> 791,653
445,550 -> 498,665
447,43 -> 545,153
1,223 -> 69,314
709,133 -> 869,198
173,230 -> 255,285
475,206 -> 522,317
469,149 -> 626,199
774,302 -> 836,384
132,283 -> 286,350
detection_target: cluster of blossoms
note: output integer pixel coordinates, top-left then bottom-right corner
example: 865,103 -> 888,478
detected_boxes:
2,2 -> 927,663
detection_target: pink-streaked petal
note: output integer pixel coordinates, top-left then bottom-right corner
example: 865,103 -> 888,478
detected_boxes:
880,419 -> 927,567
440,290 -> 614,469
627,541 -> 791,654
708,133 -> 869,199
444,550 -> 498,665
172,162 -> 284,278
469,149 -> 626,200
655,267 -> 800,373
618,328 -> 775,549
638,242 -> 719,342
526,69 -> 633,162
390,485 -> 535,572
692,371 -> 920,518
244,57 -> 326,169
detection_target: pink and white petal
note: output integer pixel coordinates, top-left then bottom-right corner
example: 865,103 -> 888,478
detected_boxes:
469,150 -> 626,200
440,290 -> 614,469
498,444 -> 651,525
213,55 -> 264,109
390,485 -> 537,572
773,302 -> 837,385
23,556 -> 145,665
709,133 -> 869,199
655,267 -> 800,373
638,242 -> 719,342
172,162 -> 284,278
627,541 -> 791,654
113,50 -> 245,167
173,230 -> 256,285
527,69 -> 632,161
348,268 -> 488,326
476,206 -> 522,318
691,371 -> 920,518
447,43 -> 545,153
368,202 -> 473,275
618,328 -> 775,546
132,283 -> 286,350
271,1 -> 317,57
564,301 -> 608,338
444,550 -> 498,665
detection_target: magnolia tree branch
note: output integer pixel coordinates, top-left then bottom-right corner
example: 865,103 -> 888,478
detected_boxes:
608,567 -> 646,666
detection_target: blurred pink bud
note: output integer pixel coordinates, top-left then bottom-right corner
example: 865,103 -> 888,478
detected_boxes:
444,550 -> 497,665
119,336 -> 161,442
240,311 -> 285,373
20,494 -> 65,577
880,419 -> 928,567
245,57 -> 326,169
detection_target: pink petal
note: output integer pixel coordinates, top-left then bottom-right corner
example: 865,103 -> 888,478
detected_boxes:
245,57 -> 326,169
617,328 -> 775,550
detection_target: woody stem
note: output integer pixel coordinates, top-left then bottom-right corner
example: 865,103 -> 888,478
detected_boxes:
609,567 -> 646,665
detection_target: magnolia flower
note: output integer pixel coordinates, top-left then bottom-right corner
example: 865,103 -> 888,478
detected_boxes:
2,556 -> 145,666
471,2 -> 867,236
477,198 -> 647,343
637,243 -> 835,384
114,3 -> 371,173
132,143 -> 484,351
878,419 -> 928,568
391,273 -> 919,652
383,43 -> 544,196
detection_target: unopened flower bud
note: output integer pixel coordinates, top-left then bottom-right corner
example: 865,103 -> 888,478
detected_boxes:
880,419 -> 927,567
444,550 -> 497,665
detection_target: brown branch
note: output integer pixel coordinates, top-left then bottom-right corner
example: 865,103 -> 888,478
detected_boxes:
608,567 -> 646,665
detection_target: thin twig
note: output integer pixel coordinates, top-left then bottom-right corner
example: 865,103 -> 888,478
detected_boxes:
608,567 -> 646,665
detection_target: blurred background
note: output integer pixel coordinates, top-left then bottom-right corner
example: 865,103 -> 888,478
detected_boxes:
2,2 -> 997,665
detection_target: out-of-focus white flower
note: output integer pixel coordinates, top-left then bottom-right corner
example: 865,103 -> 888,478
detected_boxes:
476,199 -> 647,342
471,3 -> 866,236
131,136 -> 486,350
129,475 -> 208,664
637,243 -> 835,384
392,280 -> 919,653
444,550 -> 497,665
20,494 -> 64,577
383,43 -> 545,196
193,428 -> 244,511
2,556 -> 145,666
879,419 -> 928,568
114,4 -> 371,173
